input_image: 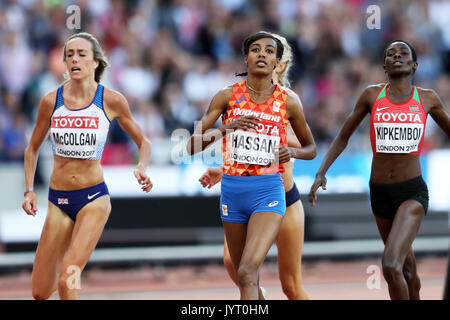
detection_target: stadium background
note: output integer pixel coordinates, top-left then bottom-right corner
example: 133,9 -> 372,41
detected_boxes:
0,0 -> 449,299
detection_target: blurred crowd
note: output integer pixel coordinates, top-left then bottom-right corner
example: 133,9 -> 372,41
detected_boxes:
1,0 -> 450,164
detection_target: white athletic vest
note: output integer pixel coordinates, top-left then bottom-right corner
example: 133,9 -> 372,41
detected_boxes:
50,84 -> 111,160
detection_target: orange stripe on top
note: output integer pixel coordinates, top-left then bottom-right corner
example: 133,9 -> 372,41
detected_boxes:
222,80 -> 289,176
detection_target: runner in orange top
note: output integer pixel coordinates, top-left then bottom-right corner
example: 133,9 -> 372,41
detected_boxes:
309,40 -> 450,299
199,33 -> 309,299
187,31 -> 316,300
221,79 -> 289,177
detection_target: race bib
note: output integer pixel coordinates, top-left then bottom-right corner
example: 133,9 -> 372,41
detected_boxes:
51,116 -> 100,159
373,122 -> 424,153
227,130 -> 280,165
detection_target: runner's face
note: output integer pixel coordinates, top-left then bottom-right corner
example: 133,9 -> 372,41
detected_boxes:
245,38 -> 279,77
384,42 -> 417,76
65,37 -> 98,81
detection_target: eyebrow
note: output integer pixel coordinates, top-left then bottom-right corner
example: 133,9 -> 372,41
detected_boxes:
387,44 -> 409,51
250,43 -> 276,49
66,49 -> 88,52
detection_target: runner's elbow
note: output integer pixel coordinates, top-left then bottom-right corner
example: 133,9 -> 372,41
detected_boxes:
307,146 -> 317,160
24,144 -> 39,158
311,147 -> 317,159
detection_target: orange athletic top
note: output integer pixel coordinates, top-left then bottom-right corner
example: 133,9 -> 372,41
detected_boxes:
222,80 -> 289,176
370,83 -> 427,154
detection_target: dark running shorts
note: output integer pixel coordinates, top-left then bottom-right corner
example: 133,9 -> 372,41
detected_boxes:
48,181 -> 109,222
285,182 -> 301,207
369,175 -> 429,220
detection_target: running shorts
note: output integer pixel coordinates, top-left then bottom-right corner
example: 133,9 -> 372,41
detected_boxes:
48,181 -> 109,221
369,175 -> 428,220
220,173 -> 286,223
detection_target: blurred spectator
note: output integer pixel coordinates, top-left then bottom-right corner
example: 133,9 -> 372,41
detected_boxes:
0,91 -> 27,161
0,31 -> 32,94
0,0 -> 449,166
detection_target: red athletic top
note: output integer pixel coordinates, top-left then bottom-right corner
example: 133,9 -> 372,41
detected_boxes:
370,83 -> 427,155
222,80 -> 289,176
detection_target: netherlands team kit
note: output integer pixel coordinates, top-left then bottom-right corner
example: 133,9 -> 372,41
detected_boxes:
220,80 -> 289,223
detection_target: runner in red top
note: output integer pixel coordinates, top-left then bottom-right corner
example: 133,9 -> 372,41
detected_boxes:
309,40 -> 450,300
370,83 -> 427,154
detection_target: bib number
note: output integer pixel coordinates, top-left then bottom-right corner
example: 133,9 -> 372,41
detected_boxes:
374,123 -> 424,153
227,130 -> 280,165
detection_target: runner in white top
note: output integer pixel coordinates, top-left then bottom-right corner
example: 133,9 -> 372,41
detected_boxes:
50,83 -> 110,160
22,32 -> 152,300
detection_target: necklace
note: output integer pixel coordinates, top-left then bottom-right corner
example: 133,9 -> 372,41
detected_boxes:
246,83 -> 274,94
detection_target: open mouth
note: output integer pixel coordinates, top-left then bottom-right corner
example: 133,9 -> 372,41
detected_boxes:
393,61 -> 403,66
256,60 -> 267,67
71,67 -> 81,72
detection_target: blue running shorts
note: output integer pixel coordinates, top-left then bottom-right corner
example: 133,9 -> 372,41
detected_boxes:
220,173 -> 286,223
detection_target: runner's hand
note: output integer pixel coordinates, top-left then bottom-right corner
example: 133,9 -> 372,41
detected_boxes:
199,167 -> 223,188
309,173 -> 327,206
277,145 -> 292,164
225,115 -> 260,132
134,165 -> 153,193
22,191 -> 37,216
